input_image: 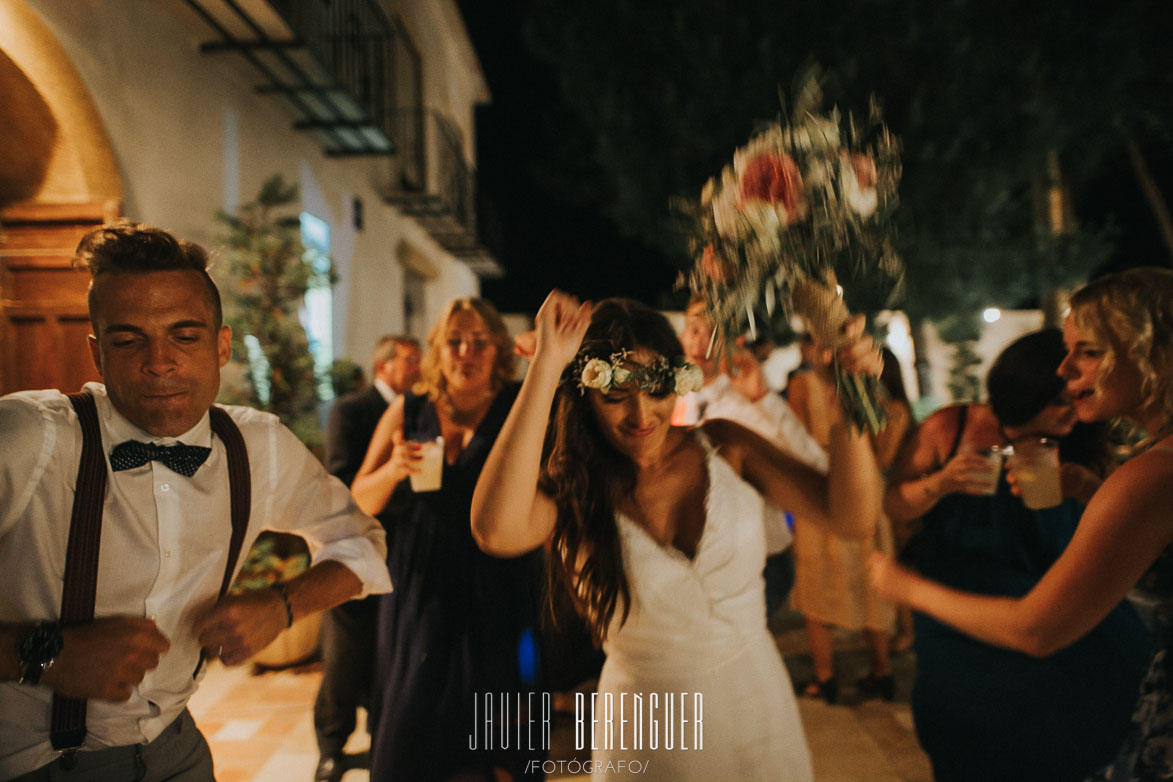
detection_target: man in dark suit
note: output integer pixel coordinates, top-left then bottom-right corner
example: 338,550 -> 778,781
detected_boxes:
323,336 -> 421,487
314,335 -> 420,782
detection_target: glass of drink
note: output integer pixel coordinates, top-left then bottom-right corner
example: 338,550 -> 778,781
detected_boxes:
969,446 -> 1004,495
409,437 -> 444,492
1005,437 -> 1063,510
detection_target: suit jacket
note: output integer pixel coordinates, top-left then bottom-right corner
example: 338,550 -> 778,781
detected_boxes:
325,385 -> 389,489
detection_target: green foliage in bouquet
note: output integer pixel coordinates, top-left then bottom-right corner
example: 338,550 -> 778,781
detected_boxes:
684,68 -> 904,431
215,175 -> 335,449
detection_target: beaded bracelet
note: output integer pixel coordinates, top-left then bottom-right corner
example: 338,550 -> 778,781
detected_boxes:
275,584 -> 295,628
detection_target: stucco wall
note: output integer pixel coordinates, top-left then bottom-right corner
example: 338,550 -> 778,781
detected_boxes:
392,0 -> 489,158
13,0 -> 483,369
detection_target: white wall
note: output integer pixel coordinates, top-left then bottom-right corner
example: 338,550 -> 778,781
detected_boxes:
393,0 -> 490,154
22,0 -> 482,371
909,310 -> 1047,415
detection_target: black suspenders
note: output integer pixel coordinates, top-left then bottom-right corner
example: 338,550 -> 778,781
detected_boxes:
53,393 -> 251,751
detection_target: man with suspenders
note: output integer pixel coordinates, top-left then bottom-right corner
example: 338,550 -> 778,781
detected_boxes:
0,223 -> 392,781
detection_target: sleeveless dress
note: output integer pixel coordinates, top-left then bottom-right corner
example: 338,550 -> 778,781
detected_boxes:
1089,444 -> 1173,781
369,384 -> 546,781
789,369 -> 896,631
901,407 -> 1153,782
591,430 -> 813,781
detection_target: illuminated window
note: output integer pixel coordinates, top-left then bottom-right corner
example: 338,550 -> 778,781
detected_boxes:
300,212 -> 334,401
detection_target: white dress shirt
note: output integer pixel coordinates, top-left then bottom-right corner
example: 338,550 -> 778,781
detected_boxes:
0,383 -> 391,778
674,375 -> 829,553
372,376 -> 397,405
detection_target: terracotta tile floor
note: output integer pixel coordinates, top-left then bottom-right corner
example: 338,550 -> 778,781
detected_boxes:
187,614 -> 932,782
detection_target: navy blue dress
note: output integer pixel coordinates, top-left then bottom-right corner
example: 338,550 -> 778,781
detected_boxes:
369,384 -> 545,781
901,412 -> 1152,782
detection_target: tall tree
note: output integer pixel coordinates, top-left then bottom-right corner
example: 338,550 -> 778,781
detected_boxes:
524,0 -> 1173,323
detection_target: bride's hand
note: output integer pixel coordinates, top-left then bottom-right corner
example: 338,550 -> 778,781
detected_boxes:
532,290 -> 593,372
833,315 -> 883,377
514,330 -> 537,359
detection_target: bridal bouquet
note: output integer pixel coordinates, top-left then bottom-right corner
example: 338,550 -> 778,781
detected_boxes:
684,71 -> 903,432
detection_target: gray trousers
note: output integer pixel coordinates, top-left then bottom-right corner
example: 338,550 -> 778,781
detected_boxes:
10,709 -> 214,782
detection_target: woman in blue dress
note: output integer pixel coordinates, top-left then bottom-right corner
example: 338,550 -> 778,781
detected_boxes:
874,268 -> 1173,781
352,297 -> 544,782
883,327 -> 1152,781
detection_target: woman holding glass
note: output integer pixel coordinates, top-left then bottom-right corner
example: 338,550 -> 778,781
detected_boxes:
353,297 -> 543,782
878,323 -> 1156,781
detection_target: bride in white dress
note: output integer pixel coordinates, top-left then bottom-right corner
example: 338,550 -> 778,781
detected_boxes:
471,291 -> 882,781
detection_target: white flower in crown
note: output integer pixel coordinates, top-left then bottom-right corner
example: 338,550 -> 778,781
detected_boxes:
674,364 -> 705,396
580,358 -> 613,390
612,367 -> 633,386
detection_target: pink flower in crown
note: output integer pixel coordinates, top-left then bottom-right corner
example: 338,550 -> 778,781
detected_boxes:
738,152 -> 806,224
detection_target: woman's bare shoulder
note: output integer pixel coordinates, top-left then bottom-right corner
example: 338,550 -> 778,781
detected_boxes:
1092,442 -> 1173,521
1115,440 -> 1173,483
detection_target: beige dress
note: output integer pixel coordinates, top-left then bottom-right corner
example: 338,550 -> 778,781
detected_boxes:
787,370 -> 898,631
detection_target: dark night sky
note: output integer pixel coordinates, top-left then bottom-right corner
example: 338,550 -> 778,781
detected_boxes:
457,1 -> 681,314
458,3 -> 1173,314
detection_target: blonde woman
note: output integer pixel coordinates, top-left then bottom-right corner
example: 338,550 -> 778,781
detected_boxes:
872,267 -> 1173,781
353,298 -> 543,782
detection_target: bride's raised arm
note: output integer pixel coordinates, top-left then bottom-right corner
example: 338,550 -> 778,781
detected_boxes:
471,291 -> 593,556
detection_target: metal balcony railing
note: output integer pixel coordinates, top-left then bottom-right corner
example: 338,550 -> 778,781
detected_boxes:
184,0 -> 501,276
384,110 -> 502,277
184,0 -> 421,157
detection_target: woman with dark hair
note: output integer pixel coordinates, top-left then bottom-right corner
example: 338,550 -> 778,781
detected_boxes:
472,292 -> 884,781
879,328 -> 1151,782
353,297 -> 544,782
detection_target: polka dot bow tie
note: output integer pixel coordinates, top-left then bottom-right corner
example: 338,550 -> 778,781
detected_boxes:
109,440 -> 212,477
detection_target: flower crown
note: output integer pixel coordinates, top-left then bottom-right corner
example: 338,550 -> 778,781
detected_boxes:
563,348 -> 705,396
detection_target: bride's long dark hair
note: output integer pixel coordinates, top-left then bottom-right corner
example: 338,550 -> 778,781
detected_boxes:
540,298 -> 686,645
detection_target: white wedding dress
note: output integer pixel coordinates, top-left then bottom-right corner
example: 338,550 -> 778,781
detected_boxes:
592,431 -> 813,781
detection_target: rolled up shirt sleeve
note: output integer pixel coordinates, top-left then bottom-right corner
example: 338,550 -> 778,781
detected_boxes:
262,416 -> 392,599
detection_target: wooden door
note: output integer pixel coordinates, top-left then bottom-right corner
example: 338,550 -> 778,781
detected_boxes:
0,201 -> 119,395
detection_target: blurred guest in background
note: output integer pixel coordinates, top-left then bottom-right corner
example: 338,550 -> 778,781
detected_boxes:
313,334 -> 420,782
877,327 -> 1152,782
787,338 -> 899,703
676,296 -> 826,616
353,298 -> 543,782
872,349 -> 917,654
